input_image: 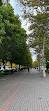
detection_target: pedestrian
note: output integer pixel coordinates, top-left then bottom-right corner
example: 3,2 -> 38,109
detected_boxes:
28,67 -> 29,72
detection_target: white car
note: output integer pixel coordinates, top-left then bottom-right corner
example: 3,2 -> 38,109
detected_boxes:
12,67 -> 16,71
12,67 -> 16,70
5,66 -> 10,70
0,66 -> 4,71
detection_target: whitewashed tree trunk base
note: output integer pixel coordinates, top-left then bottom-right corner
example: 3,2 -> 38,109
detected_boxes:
43,68 -> 46,77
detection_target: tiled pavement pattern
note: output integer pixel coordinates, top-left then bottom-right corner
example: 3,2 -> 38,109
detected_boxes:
0,69 -> 49,111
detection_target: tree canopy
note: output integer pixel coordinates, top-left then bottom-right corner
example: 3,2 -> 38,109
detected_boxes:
0,1 -> 32,67
17,0 -> 49,61
17,0 -> 49,76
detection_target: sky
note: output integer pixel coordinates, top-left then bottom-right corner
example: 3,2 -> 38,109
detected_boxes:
10,0 -> 37,61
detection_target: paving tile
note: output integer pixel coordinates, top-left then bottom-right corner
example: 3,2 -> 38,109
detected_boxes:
0,69 -> 49,111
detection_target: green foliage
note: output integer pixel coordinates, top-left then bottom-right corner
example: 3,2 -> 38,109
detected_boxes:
18,0 -> 49,62
0,3 -> 32,67
0,0 -> 2,6
0,14 -> 5,43
32,60 -> 39,68
46,61 -> 49,70
0,0 -> 3,6
18,0 -> 49,6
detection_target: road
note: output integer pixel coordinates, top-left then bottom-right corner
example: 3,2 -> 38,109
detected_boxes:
0,68 -> 49,111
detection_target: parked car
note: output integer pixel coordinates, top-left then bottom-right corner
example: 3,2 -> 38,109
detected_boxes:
0,66 -> 4,71
5,66 -> 10,71
12,67 -> 16,71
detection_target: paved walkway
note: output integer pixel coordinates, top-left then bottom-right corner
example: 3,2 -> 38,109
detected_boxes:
0,68 -> 49,111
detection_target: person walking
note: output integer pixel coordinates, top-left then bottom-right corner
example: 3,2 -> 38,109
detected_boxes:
28,67 -> 29,72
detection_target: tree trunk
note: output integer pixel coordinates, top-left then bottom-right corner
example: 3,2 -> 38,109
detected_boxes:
2,59 -> 4,65
11,62 -> 12,69
42,40 -> 46,77
39,60 -> 40,72
38,57 -> 40,72
2,59 -> 5,69
19,64 -> 20,70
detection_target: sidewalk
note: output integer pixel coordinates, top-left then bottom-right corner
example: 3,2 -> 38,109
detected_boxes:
0,68 -> 49,111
